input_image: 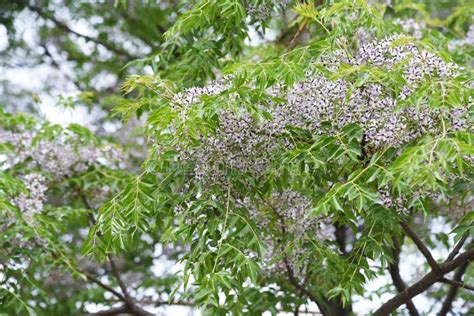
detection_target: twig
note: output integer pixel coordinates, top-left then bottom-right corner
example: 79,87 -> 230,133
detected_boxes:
108,254 -> 133,302
84,273 -> 125,302
287,18 -> 308,50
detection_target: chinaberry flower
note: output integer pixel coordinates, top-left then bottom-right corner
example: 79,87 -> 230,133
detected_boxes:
12,173 -> 47,224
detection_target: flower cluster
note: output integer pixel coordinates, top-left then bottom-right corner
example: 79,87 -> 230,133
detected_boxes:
448,24 -> 474,51
169,35 -> 471,262
245,0 -> 291,22
378,188 -> 441,215
394,18 -> 425,39
185,111 -> 282,183
0,128 -> 122,178
172,35 -> 470,188
240,190 -> 335,276
12,173 -> 47,223
173,77 -> 231,107
356,27 -> 373,47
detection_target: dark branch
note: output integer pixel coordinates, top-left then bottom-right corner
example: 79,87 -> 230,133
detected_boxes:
287,18 -> 308,50
108,254 -> 133,303
373,246 -> 474,316
84,273 -> 125,302
440,277 -> 474,292
283,257 -> 327,316
334,223 -> 349,257
438,262 -> 470,316
388,237 -> 419,316
446,233 -> 469,262
24,3 -> 137,60
400,221 -> 440,271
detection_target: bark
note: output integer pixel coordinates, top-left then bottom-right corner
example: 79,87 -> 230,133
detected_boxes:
374,247 -> 474,316
388,237 -> 419,316
438,262 -> 470,316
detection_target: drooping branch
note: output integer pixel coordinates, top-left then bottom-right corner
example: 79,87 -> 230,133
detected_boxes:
373,247 -> 474,316
387,236 -> 419,316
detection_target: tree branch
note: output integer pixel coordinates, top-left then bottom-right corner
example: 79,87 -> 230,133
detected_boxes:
24,2 -> 138,60
283,257 -> 327,316
84,304 -> 152,316
84,273 -> 125,302
387,236 -> 419,316
108,254 -> 133,303
75,186 -> 151,316
438,262 -> 470,316
440,277 -> 474,292
334,223 -> 349,257
446,233 -> 469,262
373,247 -> 474,316
286,18 -> 308,50
84,305 -> 129,316
400,221 -> 441,271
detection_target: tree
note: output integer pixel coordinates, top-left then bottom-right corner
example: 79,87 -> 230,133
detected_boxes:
1,0 -> 473,315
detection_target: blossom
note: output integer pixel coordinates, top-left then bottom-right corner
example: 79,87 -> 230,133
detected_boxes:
240,190 -> 335,276
394,18 -> 425,39
12,173 -> 47,223
0,128 -> 123,178
173,36 -> 470,187
448,24 -> 474,51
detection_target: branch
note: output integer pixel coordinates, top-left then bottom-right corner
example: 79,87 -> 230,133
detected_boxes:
84,304 -> 152,316
439,262 -> 470,316
283,257 -> 327,316
387,237 -> 419,316
400,221 -> 441,271
24,2 -> 138,60
75,187 -> 151,316
334,223 -> 349,257
84,273 -> 125,302
373,247 -> 474,316
108,254 -> 133,303
440,278 -> 474,292
446,233 -> 469,262
286,18 -> 308,50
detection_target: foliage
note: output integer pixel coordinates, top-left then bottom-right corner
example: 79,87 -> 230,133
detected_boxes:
1,0 -> 474,315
